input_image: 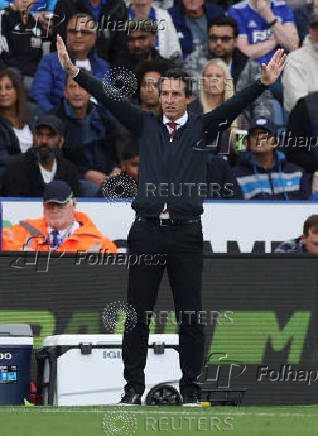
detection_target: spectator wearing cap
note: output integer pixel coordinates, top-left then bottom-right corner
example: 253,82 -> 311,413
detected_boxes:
30,14 -> 110,113
232,117 -> 312,200
128,0 -> 181,60
1,115 -> 80,197
282,11 -> 318,112
275,214 -> 318,253
2,180 -> 117,252
49,74 -> 119,197
114,18 -> 173,70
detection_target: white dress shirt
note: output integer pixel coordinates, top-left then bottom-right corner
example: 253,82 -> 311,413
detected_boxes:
160,111 -> 189,218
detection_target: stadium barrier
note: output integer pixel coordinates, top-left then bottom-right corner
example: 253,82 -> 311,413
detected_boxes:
2,198 -> 318,252
0,251 -> 317,405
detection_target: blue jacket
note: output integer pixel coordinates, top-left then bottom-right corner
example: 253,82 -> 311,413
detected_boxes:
168,2 -> 223,57
233,151 -> 312,200
49,99 -> 118,177
30,51 -> 109,113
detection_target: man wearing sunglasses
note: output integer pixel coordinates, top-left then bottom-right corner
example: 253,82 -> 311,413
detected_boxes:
31,13 -> 110,113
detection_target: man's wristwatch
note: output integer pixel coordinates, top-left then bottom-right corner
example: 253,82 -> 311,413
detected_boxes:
269,18 -> 278,27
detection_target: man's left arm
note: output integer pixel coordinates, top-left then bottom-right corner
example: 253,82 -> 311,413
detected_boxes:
203,49 -> 286,132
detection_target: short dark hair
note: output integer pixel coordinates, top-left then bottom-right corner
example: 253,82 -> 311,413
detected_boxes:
303,215 -> 318,236
126,18 -> 158,34
135,60 -> 169,100
158,69 -> 193,98
121,151 -> 139,161
208,15 -> 238,38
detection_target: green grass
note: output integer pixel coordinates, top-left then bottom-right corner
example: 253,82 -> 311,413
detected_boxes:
1,405 -> 318,436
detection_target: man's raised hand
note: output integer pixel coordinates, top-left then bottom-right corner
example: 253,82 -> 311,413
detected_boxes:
260,48 -> 287,86
56,34 -> 78,77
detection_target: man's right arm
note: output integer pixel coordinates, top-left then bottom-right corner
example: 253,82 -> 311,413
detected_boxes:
73,70 -> 144,136
56,35 -> 144,136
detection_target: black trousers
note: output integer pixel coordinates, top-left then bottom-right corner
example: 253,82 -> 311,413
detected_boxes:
122,218 -> 205,395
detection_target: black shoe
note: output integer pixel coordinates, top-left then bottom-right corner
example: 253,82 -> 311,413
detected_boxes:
116,388 -> 142,406
182,391 -> 201,407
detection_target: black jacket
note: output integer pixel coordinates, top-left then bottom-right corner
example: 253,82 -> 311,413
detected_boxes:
74,70 -> 267,218
52,0 -> 128,64
0,106 -> 40,177
0,7 -> 45,76
285,93 -> 318,173
1,149 -> 80,197
49,100 -> 118,177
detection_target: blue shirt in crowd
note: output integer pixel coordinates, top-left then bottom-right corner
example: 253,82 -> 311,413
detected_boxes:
227,0 -> 295,65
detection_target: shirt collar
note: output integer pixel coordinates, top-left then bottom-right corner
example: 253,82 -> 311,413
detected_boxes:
163,111 -> 188,127
48,220 -> 80,241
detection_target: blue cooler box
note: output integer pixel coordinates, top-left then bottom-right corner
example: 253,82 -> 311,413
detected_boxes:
0,324 -> 33,405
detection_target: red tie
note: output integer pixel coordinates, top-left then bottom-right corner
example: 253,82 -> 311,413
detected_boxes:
167,122 -> 178,138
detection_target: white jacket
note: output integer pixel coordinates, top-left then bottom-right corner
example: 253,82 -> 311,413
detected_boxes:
154,6 -> 182,60
283,36 -> 318,112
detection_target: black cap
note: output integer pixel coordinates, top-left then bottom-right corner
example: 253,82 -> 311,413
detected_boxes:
309,12 -> 318,26
248,117 -> 277,136
34,115 -> 64,136
43,181 -> 73,204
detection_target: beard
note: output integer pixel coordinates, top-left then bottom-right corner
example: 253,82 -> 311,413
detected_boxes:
33,145 -> 61,165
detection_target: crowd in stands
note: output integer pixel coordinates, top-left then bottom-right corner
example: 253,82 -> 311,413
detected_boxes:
0,0 -> 317,202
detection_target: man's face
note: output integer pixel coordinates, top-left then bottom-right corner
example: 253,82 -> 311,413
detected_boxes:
208,25 -> 236,60
66,16 -> 97,56
121,156 -> 139,181
33,126 -> 63,164
44,200 -> 75,230
160,78 -> 192,121
309,25 -> 318,51
140,71 -> 161,107
302,229 -> 318,253
65,77 -> 91,110
182,0 -> 204,13
249,128 -> 276,153
127,30 -> 156,59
